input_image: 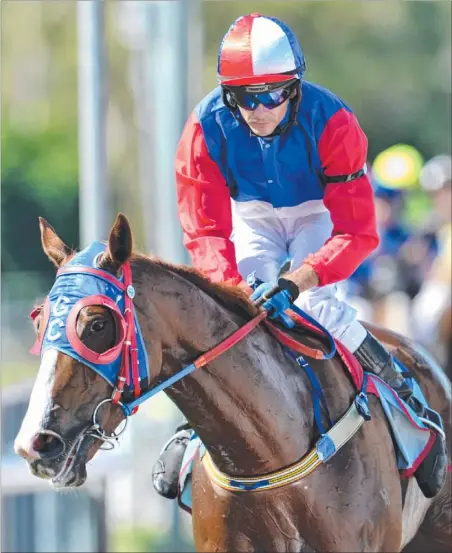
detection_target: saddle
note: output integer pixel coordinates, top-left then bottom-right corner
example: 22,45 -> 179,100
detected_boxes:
267,311 -> 439,477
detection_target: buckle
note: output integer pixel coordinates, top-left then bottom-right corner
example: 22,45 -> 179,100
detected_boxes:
111,388 -> 123,403
355,392 -> 372,421
111,376 -> 126,404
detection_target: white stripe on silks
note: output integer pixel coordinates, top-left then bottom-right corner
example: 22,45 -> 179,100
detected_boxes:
231,199 -> 328,220
250,17 -> 296,76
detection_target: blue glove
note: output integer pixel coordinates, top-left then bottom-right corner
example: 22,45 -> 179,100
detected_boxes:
250,281 -> 295,327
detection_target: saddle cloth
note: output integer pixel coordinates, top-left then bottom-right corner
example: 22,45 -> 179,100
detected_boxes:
177,320 -> 436,514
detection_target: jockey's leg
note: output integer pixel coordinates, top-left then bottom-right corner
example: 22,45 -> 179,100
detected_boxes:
295,285 -> 447,499
288,214 -> 446,498
152,416 -> 191,499
288,211 -> 368,352
233,210 -> 288,283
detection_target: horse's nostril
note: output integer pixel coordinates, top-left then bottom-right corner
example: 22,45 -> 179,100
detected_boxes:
31,434 -> 46,451
32,433 -> 65,460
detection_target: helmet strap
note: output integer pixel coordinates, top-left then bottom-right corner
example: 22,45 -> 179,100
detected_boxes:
268,81 -> 302,137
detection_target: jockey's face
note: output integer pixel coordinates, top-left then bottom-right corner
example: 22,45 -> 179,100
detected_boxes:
239,99 -> 290,137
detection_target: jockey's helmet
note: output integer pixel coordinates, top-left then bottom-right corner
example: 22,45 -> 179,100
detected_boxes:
218,14 -> 305,135
217,14 -> 306,86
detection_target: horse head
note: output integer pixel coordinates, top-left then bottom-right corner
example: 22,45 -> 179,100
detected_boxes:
14,214 -> 134,487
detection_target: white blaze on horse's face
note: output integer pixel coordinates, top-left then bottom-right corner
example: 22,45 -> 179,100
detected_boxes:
14,348 -> 59,459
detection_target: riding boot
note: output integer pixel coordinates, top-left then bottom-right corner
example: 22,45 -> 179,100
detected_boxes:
152,417 -> 191,499
354,331 -> 447,498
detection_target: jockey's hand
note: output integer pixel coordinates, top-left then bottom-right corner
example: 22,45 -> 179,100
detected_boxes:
250,278 -> 300,326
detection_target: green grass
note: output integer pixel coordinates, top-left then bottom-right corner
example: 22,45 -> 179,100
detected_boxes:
111,524 -> 194,553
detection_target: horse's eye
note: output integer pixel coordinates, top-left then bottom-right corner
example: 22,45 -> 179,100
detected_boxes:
90,319 -> 106,333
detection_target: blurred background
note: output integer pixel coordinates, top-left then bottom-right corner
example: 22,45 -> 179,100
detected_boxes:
1,1 -> 451,552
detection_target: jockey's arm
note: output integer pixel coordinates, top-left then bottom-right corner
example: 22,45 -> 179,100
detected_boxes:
286,109 -> 380,293
175,112 -> 242,286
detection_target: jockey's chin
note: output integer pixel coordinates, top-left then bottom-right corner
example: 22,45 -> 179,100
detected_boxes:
238,100 -> 290,137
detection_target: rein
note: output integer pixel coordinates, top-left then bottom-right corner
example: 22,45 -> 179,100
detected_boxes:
121,309 -> 269,416
56,261 -> 331,421
37,257 -> 342,476
49,261 -> 271,433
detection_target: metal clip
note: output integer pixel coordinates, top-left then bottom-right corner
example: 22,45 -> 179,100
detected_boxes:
246,271 -> 257,287
355,392 -> 372,421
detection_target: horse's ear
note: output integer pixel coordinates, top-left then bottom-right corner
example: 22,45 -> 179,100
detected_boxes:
39,217 -> 73,268
99,213 -> 133,274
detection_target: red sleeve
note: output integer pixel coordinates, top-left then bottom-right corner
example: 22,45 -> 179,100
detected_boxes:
175,112 -> 241,284
304,108 -> 380,286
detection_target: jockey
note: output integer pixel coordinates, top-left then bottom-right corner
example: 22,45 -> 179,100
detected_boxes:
152,13 -> 447,500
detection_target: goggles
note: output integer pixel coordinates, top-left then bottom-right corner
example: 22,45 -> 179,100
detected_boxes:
225,80 -> 297,111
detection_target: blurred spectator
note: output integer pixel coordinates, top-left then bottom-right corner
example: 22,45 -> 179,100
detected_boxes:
411,155 -> 452,362
419,154 -> 452,233
345,145 -> 444,331
348,145 -> 425,297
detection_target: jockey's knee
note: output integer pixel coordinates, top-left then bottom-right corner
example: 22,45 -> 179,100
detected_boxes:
295,285 -> 367,352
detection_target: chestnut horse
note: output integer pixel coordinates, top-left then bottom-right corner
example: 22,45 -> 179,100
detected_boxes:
14,215 -> 451,552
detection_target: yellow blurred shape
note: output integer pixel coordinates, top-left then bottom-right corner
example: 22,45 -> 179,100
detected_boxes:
373,144 -> 424,189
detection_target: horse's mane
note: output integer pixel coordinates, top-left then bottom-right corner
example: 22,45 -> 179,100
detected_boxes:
134,254 -> 333,356
135,253 -> 259,320
33,249 -> 329,355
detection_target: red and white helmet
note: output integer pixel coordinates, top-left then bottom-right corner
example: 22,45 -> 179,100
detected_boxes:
218,13 -> 306,86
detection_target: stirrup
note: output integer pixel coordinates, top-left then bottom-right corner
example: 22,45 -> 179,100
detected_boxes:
418,407 -> 446,441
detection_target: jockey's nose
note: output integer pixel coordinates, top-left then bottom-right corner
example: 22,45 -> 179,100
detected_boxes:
253,103 -> 268,116
14,432 -> 65,462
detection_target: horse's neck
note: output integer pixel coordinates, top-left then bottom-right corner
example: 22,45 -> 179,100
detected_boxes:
136,261 -> 315,476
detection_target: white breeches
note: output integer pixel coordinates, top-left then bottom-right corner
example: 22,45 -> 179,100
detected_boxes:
232,209 -> 367,352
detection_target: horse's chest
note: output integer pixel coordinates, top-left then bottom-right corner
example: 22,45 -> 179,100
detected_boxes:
191,460 -> 309,552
